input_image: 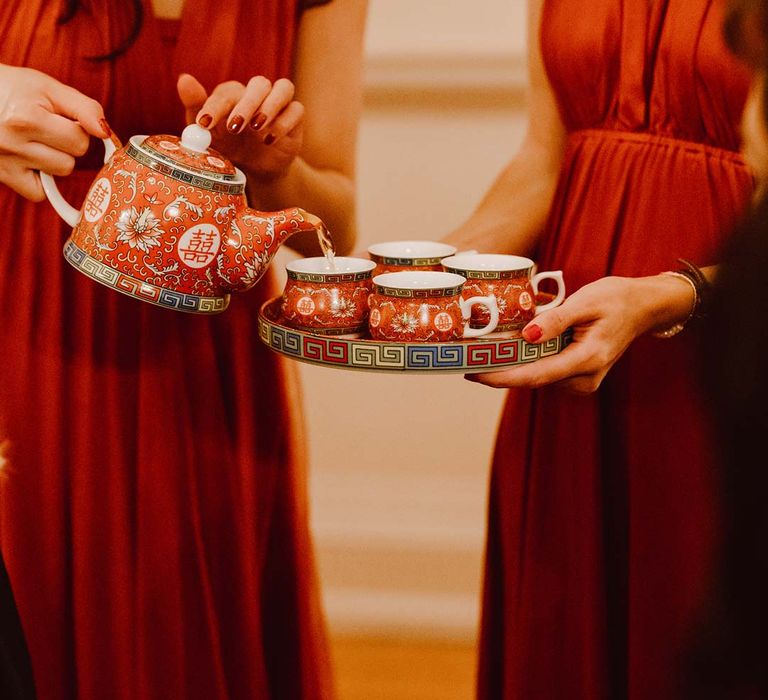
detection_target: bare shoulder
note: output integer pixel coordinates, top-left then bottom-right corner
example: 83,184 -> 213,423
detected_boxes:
525,0 -> 565,158
293,0 -> 368,172
298,0 -> 368,31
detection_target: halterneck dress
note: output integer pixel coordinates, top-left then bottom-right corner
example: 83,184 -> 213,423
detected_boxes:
480,2 -> 754,698
0,1 -> 333,698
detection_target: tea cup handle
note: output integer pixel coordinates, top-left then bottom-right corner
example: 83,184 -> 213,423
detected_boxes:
460,294 -> 499,339
39,137 -> 118,228
531,270 -> 566,314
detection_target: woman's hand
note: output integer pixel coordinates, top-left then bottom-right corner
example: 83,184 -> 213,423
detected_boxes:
177,73 -> 304,180
0,65 -> 107,201
467,274 -> 696,394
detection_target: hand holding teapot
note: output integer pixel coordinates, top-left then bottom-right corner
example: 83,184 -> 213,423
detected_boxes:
0,64 -> 108,201
177,73 -> 304,181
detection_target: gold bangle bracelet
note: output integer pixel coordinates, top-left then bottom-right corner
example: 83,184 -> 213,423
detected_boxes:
652,270 -> 699,339
677,258 -> 710,318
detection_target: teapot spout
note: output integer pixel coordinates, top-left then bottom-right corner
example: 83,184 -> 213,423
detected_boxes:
216,207 -> 328,293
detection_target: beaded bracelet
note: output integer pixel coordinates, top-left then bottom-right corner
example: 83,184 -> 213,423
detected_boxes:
677,258 -> 711,317
651,259 -> 710,339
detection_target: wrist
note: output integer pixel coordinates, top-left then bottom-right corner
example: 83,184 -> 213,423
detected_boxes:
629,273 -> 697,337
644,259 -> 713,338
244,158 -> 298,209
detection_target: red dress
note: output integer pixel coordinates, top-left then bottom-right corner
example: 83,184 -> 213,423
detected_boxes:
480,2 -> 753,698
0,2 -> 332,699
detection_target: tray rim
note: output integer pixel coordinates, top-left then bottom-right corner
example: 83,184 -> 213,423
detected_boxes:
258,297 -> 572,375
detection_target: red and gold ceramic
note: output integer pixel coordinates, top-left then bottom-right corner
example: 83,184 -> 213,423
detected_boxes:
281,257 -> 376,336
40,124 -> 327,314
442,254 -> 565,331
367,241 -> 458,275
368,271 -> 499,342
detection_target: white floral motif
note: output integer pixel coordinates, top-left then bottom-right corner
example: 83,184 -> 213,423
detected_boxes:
162,195 -> 203,221
145,260 -> 179,276
92,223 -> 116,252
116,206 -> 163,252
332,298 -> 357,319
391,312 -> 419,334
114,169 -> 137,204
214,205 -> 236,224
239,252 -> 270,287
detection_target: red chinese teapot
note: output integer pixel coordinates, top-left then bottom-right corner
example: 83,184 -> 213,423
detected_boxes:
40,124 -> 327,313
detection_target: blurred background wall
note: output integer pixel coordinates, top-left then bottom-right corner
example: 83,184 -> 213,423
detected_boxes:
304,0 -> 528,640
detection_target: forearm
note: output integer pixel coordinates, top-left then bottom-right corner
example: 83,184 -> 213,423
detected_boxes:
245,156 -> 356,256
631,264 -> 717,336
444,143 -> 561,256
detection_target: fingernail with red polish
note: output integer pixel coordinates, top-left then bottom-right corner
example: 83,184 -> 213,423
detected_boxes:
523,323 -> 543,343
227,115 -> 244,133
263,134 -> 275,145
99,118 -> 112,137
251,113 -> 267,130
197,114 -> 213,128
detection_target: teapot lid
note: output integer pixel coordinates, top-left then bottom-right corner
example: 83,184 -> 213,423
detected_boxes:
136,125 -> 240,182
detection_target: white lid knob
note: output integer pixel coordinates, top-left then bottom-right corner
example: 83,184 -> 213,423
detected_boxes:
180,124 -> 212,153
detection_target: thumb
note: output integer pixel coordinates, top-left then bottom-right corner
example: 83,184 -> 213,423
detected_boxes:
177,73 -> 208,123
46,81 -> 107,138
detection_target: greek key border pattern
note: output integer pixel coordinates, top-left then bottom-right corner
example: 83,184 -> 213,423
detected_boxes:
63,240 -> 230,314
140,143 -> 238,181
374,284 -> 464,298
127,144 -> 245,194
283,321 -> 366,336
443,266 -> 529,280
370,254 -> 444,266
287,270 -> 372,283
259,301 -> 573,372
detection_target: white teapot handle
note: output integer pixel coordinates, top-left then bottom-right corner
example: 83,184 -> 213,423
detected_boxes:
40,137 -> 117,228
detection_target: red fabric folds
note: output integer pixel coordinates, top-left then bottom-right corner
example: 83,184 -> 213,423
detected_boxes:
0,2 -> 332,699
479,2 -> 754,698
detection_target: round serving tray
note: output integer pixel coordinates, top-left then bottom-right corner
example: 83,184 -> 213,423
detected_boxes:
258,297 -> 573,374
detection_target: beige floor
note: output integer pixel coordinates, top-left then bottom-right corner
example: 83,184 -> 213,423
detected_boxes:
331,635 -> 476,700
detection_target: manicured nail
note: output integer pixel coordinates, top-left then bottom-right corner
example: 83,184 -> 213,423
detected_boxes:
227,115 -> 244,133
263,133 -> 275,145
99,118 -> 112,137
523,323 -> 543,343
197,113 -> 212,128
250,113 -> 267,130
465,374 -> 480,382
